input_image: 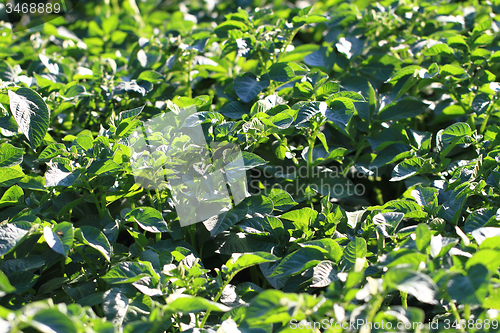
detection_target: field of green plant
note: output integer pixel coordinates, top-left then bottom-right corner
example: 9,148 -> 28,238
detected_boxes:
0,0 -> 500,332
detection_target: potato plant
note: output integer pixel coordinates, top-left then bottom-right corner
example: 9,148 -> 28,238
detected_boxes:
0,0 -> 500,332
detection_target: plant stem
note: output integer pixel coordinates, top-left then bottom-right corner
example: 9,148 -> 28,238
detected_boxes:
449,301 -> 466,333
479,96 -> 498,134
401,291 -> 408,309
200,272 -> 236,328
82,178 -> 104,218
360,294 -> 385,333
74,245 -> 98,277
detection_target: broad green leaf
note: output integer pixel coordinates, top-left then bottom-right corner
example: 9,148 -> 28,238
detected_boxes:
165,295 -> 231,313
0,143 -> 23,168
0,270 -> 15,297
464,208 -> 498,233
447,264 -> 489,304
103,287 -> 129,325
310,260 -> 336,287
87,159 -> 121,177
225,252 -> 279,277
119,105 -> 145,121
384,268 -> 437,304
43,222 -> 74,257
77,226 -> 112,262
373,212 -> 404,236
126,207 -> 170,233
31,308 -> 77,333
0,166 -> 24,186
9,88 -> 50,150
60,85 -> 91,99
268,188 -> 297,212
423,43 -> 453,56
377,100 -> 428,121
390,157 -> 426,181
269,247 -> 324,278
102,261 -> 159,284
268,63 -> 297,82
440,64 -> 468,79
234,73 -> 270,103
465,249 -> 500,272
415,224 -> 431,252
0,185 -> 24,208
0,221 -> 32,256
300,238 -> 343,262
411,185 -> 438,213
38,143 -> 67,161
137,70 -> 164,82
281,207 -> 318,230
343,237 -> 367,264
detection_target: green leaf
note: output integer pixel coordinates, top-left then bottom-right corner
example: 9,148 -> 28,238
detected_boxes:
103,287 -> 129,325
447,264 -> 489,304
0,221 -> 32,256
411,184 -> 438,213
300,238 -> 343,262
384,268 -> 437,304
269,247 -> 324,278
0,270 -> 15,297
464,208 -> 499,233
281,207 -> 318,230
0,143 -> 23,168
234,73 -> 270,103
0,185 -> 24,208
440,64 -> 468,79
38,143 -> 67,161
268,188 -> 297,212
343,237 -> 367,264
60,85 -> 91,99
137,70 -> 164,82
225,252 -> 279,277
31,308 -> 77,333
310,260 -> 337,287
390,157 -> 426,181
423,43 -> 453,56
119,105 -> 145,121
373,212 -> 404,236
102,261 -> 159,284
86,159 -> 121,177
43,222 -> 74,257
377,100 -> 428,121
466,249 -> 500,272
9,88 -> 50,150
77,226 -> 112,262
165,295 -> 230,313
267,63 -> 297,82
126,207 -> 170,233
415,224 -> 431,252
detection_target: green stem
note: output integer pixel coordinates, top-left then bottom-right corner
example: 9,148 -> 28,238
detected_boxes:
200,272 -> 237,328
75,245 -> 98,277
449,302 -> 466,333
82,178 -> 104,218
442,80 -> 475,131
360,294 -> 385,333
186,53 -> 192,99
401,291 -> 408,309
479,96 -> 498,134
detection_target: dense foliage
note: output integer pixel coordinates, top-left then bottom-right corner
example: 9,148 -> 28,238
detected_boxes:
0,0 -> 500,332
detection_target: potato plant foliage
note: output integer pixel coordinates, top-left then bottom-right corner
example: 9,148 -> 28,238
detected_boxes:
0,0 -> 500,332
